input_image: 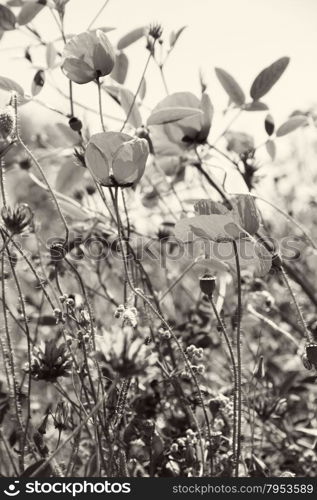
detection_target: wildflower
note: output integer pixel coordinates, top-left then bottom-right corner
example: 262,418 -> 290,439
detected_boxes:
62,30 -> 115,84
159,328 -> 171,340
27,340 -> 72,382
85,132 -> 149,188
53,401 -> 70,431
1,204 -> 33,234
148,23 -> 163,40
275,398 -> 288,416
54,0 -> 70,17
170,443 -> 179,454
280,471 -> 296,477
0,106 -> 15,140
122,307 -> 138,328
149,91 -> 213,160
174,195 -> 272,277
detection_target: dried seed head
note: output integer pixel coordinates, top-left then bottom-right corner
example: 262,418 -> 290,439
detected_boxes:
148,23 -> 163,40
199,274 -> 216,297
1,204 -> 33,234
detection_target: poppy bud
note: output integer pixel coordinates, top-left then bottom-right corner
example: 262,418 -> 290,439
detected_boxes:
301,353 -> 312,371
157,221 -> 174,240
0,106 -> 15,140
86,184 -> 96,195
305,342 -> 317,370
199,274 -> 216,297
69,116 -> 82,132
62,30 -> 115,84
85,131 -> 149,188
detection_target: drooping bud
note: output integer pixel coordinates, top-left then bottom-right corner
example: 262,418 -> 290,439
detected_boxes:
253,355 -> 265,379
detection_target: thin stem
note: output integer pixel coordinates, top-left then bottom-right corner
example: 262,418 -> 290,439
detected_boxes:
232,239 -> 242,477
29,378 -> 118,478
97,77 -> 106,132
87,0 -> 110,30
111,186 -> 210,472
159,65 -> 169,95
208,295 -> 238,472
251,194 -> 317,250
280,265 -> 313,343
120,48 -> 154,132
11,94 -> 69,244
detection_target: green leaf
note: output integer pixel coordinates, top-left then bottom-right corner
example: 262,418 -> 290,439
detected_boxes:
215,67 -> 245,106
169,26 -> 187,49
250,57 -> 290,100
147,106 -> 203,126
111,52 -> 129,85
0,75 -> 29,104
31,70 -> 45,96
119,87 -> 142,128
139,78 -> 146,100
276,116 -> 307,137
117,27 -> 146,50
264,114 -> 275,135
265,139 -> 276,160
46,42 -> 57,69
0,5 -> 16,31
197,92 -> 213,142
21,459 -> 52,478
243,101 -> 268,111
231,194 -> 260,235
17,2 -> 45,26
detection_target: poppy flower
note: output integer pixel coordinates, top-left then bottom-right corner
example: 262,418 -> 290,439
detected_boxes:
62,30 -> 115,84
174,195 -> 272,276
85,131 -> 149,187
150,91 -> 213,155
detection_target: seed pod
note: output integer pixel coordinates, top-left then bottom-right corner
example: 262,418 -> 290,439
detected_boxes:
301,353 -> 312,371
69,116 -> 82,132
305,342 -> 317,370
199,274 -> 216,297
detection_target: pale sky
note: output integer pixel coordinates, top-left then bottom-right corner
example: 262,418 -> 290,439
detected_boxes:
1,0 -> 317,141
